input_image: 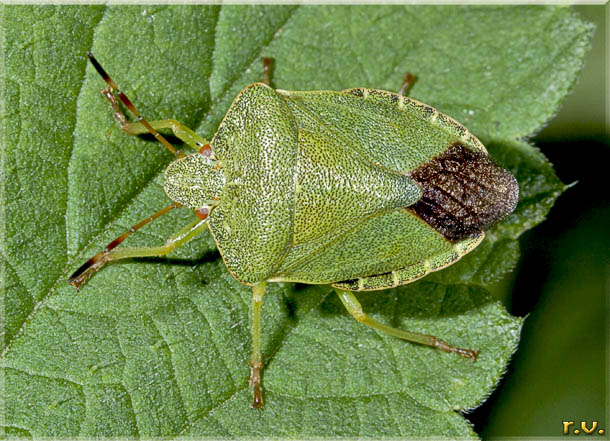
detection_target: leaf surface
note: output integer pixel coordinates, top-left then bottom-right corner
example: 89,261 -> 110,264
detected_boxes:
2,5 -> 591,438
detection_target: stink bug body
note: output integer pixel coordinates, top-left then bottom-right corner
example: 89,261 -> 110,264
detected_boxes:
70,54 -> 519,408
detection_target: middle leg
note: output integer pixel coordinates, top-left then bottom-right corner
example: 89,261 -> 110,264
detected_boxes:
398,72 -> 417,97
249,281 -> 267,408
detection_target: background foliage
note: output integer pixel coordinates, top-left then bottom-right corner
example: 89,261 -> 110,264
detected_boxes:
470,5 -> 608,438
1,5 -> 598,439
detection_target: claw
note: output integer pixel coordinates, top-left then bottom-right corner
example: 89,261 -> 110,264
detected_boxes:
434,338 -> 479,361
250,363 -> 263,409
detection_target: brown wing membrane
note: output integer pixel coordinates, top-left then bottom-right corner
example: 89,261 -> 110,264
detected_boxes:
406,143 -> 519,241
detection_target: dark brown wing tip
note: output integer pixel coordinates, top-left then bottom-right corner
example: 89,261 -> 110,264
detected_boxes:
407,144 -> 519,241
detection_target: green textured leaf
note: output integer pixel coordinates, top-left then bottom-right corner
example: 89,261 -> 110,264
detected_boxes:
2,5 -> 592,439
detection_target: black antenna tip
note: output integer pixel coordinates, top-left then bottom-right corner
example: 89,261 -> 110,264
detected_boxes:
86,52 -> 112,84
86,52 -> 98,66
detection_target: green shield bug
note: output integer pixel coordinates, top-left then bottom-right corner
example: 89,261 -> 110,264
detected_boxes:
70,53 -> 519,409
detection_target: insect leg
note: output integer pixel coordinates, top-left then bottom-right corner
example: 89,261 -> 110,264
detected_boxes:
262,58 -> 273,86
249,281 -> 267,409
69,212 -> 208,290
334,288 -> 478,361
398,73 -> 417,97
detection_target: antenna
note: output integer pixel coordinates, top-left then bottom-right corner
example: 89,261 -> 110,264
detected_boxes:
87,52 -> 185,158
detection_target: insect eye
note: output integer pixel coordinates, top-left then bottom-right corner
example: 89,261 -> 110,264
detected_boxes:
199,143 -> 213,157
196,206 -> 210,220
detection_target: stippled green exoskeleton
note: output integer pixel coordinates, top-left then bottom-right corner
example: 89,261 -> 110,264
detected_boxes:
70,54 -> 519,408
